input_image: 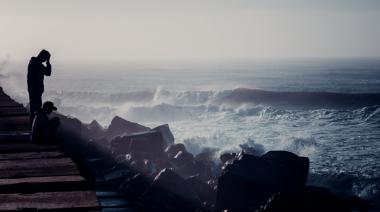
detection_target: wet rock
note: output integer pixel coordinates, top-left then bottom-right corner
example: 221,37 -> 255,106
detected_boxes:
130,158 -> 157,176
102,169 -> 134,189
173,151 -> 194,165
216,151 -> 309,211
106,116 -> 150,139
83,120 -> 105,140
140,168 -> 202,211
343,196 -> 369,212
111,136 -> 132,155
111,131 -> 166,159
119,173 -> 151,201
220,152 -> 237,164
256,186 -> 363,212
186,176 -> 216,203
52,112 -> 82,136
165,143 -> 187,158
152,124 -> 174,147
261,151 -> 309,186
172,151 -> 198,178
193,161 -> 213,182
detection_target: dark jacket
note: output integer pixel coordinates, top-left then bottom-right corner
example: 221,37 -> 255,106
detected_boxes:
27,57 -> 51,95
31,110 -> 50,143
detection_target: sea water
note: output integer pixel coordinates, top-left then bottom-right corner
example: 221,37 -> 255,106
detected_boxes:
1,58 -> 380,204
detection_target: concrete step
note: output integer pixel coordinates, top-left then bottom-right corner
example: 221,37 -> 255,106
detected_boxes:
0,175 -> 91,194
0,158 -> 80,178
0,190 -> 100,211
0,132 -> 31,143
0,151 -> 66,160
0,116 -> 30,131
0,143 -> 58,153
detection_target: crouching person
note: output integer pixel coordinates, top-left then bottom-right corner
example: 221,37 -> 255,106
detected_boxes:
31,101 -> 60,145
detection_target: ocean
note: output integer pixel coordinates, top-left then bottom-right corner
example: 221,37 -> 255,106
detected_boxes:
1,58 -> 380,204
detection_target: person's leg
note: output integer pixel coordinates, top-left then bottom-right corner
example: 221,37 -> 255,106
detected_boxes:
29,93 -> 42,124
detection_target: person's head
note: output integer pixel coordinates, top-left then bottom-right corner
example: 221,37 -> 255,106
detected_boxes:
42,101 -> 57,114
37,49 -> 51,62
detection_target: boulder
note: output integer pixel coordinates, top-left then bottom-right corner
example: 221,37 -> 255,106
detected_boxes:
165,143 -> 187,158
140,168 -> 202,211
256,186 -> 362,212
152,124 -> 175,147
118,173 -> 151,200
99,168 -> 134,190
52,112 -> 82,136
106,116 -> 150,139
186,176 -> 216,203
172,151 -> 198,178
216,151 -> 309,211
83,120 -> 105,140
111,136 -> 132,155
173,151 -> 194,166
220,152 -> 237,164
111,131 -> 166,158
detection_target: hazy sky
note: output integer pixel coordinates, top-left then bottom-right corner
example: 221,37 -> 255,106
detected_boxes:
1,0 -> 380,62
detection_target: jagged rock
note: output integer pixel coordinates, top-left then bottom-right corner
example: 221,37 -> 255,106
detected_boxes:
101,169 -> 134,190
173,151 -> 194,165
172,151 -> 198,178
111,136 -> 132,155
193,161 -> 213,182
261,151 -> 309,186
83,120 -> 105,140
216,151 -> 309,211
111,131 -> 166,159
119,173 -> 151,200
220,152 -> 237,164
186,176 -> 216,203
106,116 -> 150,139
140,168 -> 202,211
165,143 -> 187,158
255,186 -> 366,212
52,112 -> 82,136
152,124 -> 174,147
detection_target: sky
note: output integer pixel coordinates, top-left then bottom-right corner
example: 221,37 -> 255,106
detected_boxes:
1,0 -> 380,62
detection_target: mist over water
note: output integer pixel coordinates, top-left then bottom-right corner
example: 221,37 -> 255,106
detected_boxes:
1,58 -> 380,201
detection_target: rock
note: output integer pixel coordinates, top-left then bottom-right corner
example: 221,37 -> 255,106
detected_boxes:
110,136 -> 132,155
165,143 -> 187,158
173,151 -> 194,165
52,112 -> 82,136
152,124 -> 174,147
140,168 -> 202,211
186,176 -> 216,203
220,152 -> 237,164
216,151 -> 309,211
118,173 -> 151,200
83,120 -> 105,140
106,116 -> 150,139
111,131 -> 166,159
101,169 -> 134,190
193,161 -> 213,182
172,151 -> 198,178
261,151 -> 309,186
256,186 -> 361,212
343,196 -> 369,212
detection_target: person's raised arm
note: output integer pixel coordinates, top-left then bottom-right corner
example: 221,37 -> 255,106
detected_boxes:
44,59 -> 52,76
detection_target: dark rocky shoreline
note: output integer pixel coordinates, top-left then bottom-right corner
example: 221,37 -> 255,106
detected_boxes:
52,113 -> 369,212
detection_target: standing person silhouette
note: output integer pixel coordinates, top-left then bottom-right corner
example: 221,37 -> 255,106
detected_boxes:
27,49 -> 51,123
